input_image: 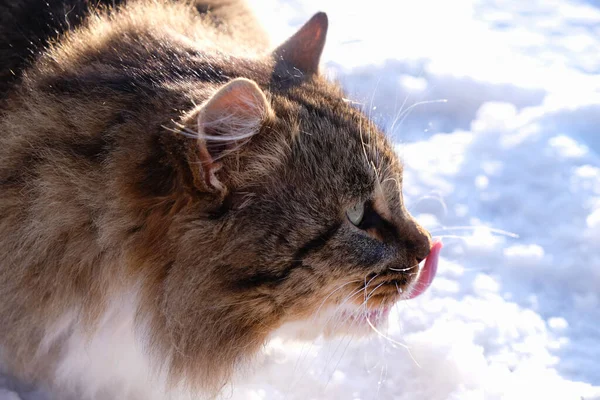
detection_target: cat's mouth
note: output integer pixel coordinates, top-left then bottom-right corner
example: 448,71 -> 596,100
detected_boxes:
330,241 -> 442,335
274,242 -> 442,340
359,240 -> 443,308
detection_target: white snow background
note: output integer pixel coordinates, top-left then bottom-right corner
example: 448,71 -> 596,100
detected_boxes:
2,0 -> 600,399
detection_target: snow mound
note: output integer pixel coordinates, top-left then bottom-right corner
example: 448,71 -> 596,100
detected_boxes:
2,0 -> 600,399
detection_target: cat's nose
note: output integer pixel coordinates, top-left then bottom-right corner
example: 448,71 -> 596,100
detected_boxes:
404,217 -> 432,264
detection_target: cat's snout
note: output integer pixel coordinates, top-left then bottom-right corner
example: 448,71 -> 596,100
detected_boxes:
403,217 -> 432,264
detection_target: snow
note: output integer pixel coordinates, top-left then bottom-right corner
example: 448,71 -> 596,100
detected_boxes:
2,0 -> 600,399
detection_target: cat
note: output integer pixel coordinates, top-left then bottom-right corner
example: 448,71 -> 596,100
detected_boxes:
0,0 -> 440,398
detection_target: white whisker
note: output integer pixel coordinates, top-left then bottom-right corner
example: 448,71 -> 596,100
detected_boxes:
365,314 -> 420,367
407,194 -> 448,216
397,99 -> 447,121
431,234 -> 474,241
429,225 -> 519,238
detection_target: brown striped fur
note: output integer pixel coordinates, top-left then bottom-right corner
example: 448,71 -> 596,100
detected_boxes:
0,0 -> 432,398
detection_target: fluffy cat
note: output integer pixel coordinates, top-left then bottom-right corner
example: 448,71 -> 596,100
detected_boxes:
0,0 -> 440,398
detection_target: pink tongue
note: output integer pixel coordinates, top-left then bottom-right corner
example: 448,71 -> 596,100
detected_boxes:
408,240 -> 443,299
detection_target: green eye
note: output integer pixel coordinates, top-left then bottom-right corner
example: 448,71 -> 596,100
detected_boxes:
346,201 -> 365,226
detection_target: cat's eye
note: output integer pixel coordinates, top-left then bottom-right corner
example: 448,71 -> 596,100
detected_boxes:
346,201 -> 365,226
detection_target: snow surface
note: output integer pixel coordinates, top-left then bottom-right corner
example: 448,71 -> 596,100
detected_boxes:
2,0 -> 600,399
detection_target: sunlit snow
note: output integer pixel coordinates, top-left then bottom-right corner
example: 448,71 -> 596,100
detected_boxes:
2,0 -> 599,399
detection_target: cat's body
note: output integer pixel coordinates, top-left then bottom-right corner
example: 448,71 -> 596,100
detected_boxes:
0,1 -> 436,399
0,0 -> 267,99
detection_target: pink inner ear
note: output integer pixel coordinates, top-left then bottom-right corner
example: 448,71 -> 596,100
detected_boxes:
199,79 -> 268,133
203,83 -> 262,122
193,79 -> 270,192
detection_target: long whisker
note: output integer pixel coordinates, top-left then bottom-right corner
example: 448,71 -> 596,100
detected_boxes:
395,99 -> 448,131
291,270 -> 393,393
394,281 -> 402,294
311,279 -> 363,323
364,305 -> 421,368
389,91 -> 412,135
389,66 -> 427,136
407,194 -> 448,216
324,271 -> 380,336
376,325 -> 390,397
368,75 -> 382,123
292,281 -> 369,380
359,122 -> 371,168
291,288 -> 366,391
367,281 -> 387,299
323,333 -> 355,391
323,269 -> 419,390
321,294 -> 381,393
320,309 -> 364,383
429,225 -> 519,238
162,124 -> 198,139
431,234 -> 474,241
288,279 -> 364,388
388,262 -> 420,272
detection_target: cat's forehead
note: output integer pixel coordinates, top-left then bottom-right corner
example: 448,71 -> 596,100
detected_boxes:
268,80 -> 401,197
292,82 -> 397,164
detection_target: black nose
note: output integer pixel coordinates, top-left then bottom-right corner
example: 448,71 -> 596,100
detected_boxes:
404,218 -> 432,264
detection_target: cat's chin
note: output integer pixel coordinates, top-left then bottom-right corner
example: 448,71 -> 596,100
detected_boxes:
271,304 -> 392,342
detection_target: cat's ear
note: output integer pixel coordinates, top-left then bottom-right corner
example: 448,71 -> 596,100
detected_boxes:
273,12 -> 328,75
191,78 -> 272,194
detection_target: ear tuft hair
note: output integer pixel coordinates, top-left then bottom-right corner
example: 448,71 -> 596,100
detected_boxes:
197,78 -> 271,148
191,78 -> 273,194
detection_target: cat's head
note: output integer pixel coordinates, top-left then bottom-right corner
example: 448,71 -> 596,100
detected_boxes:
134,11 -> 438,390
